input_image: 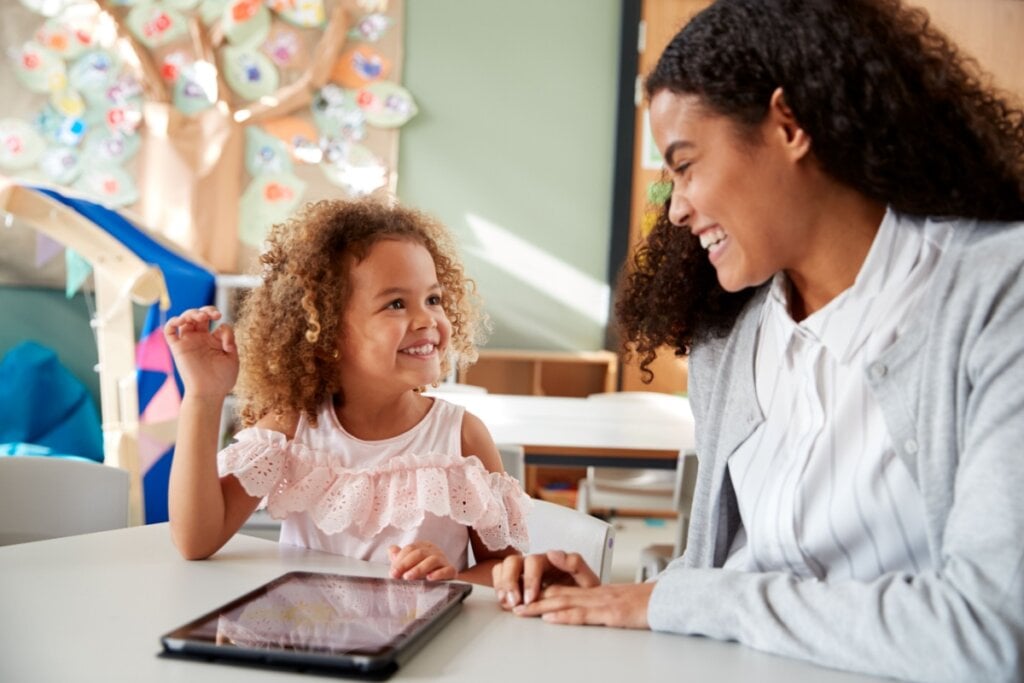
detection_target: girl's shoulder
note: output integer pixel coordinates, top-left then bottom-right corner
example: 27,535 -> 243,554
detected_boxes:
252,410 -> 301,440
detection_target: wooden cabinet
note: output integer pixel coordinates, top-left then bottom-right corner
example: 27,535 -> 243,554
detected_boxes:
457,349 -> 618,398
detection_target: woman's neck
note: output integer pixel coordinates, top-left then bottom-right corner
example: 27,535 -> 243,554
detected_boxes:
784,190 -> 887,321
334,388 -> 432,440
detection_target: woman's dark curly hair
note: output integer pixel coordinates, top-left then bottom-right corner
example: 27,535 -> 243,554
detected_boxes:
617,0 -> 1024,380
233,198 -> 488,427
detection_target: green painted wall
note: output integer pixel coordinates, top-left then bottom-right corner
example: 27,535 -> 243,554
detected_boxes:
398,0 -> 621,350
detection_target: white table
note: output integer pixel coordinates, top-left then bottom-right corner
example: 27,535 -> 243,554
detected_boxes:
426,391 -> 695,468
0,525 -> 888,682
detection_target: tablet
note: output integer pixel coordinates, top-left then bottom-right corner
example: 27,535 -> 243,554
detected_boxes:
159,571 -> 472,678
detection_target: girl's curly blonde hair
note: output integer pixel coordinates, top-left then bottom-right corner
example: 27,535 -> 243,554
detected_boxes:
233,198 -> 488,428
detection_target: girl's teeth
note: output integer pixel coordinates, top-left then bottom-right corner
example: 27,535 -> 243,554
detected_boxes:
402,344 -> 434,355
699,229 -> 726,249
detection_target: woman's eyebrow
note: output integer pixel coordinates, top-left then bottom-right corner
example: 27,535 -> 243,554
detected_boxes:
663,140 -> 694,168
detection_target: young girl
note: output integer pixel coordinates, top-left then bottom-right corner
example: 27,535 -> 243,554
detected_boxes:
165,198 -> 529,585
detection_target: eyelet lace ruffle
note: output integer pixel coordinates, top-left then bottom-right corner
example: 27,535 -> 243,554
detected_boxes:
219,428 -> 531,552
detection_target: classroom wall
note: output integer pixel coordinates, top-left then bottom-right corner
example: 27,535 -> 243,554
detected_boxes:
397,0 -> 621,351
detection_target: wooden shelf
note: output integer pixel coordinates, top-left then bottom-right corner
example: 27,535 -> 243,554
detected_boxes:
457,349 -> 617,397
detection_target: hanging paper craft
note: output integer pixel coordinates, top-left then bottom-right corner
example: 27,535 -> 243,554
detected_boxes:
261,116 -> 321,163
69,50 -> 120,107
238,172 -> 306,247
64,248 -> 92,299
267,0 -> 325,28
73,166 -> 139,207
172,62 -> 218,115
261,26 -> 305,69
50,88 -> 86,119
222,47 -> 280,101
39,146 -> 82,184
35,14 -> 96,60
12,42 -> 67,94
222,0 -> 272,47
83,130 -> 141,167
312,84 -> 366,140
126,5 -> 188,49
0,119 -> 47,171
35,105 -> 88,147
348,13 -> 392,42
320,141 -> 386,196
355,81 -> 417,128
332,46 -> 391,89
245,126 -> 292,176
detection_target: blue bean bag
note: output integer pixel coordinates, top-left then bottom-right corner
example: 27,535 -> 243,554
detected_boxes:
0,341 -> 103,462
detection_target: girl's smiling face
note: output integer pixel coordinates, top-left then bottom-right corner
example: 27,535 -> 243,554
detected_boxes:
648,89 -> 814,293
336,238 -> 452,394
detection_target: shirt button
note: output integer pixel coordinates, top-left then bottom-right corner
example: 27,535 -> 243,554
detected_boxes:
869,362 -> 887,379
904,439 -> 919,454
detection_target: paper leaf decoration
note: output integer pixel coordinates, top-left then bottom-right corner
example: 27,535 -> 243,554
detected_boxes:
238,172 -> 306,247
348,13 -> 392,42
125,5 -> 188,49
12,42 -> 67,94
172,62 -> 218,115
267,0 -> 325,28
69,51 -> 121,107
222,47 -> 280,101
72,165 -> 139,206
245,126 -> 293,176
312,84 -> 366,140
83,129 -> 141,167
222,0 -> 272,47
355,81 -> 417,128
0,119 -> 47,171
39,146 -> 82,184
332,46 -> 391,89
35,14 -> 97,60
320,142 -> 387,196
261,116 -> 321,163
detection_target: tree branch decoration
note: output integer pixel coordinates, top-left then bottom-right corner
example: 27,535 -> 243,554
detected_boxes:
2,0 -> 416,272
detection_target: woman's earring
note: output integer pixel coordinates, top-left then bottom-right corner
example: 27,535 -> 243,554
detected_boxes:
332,349 -> 339,359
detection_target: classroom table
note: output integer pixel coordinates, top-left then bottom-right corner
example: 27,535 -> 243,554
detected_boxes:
425,391 -> 695,469
0,525 -> 890,683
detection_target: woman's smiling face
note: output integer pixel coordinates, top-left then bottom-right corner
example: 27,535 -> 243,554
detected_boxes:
648,90 -> 812,293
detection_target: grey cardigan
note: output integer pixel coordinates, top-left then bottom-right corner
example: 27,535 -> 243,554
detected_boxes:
648,216 -> 1024,683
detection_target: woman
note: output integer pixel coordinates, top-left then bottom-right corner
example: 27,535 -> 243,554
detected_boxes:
493,1 -> 1024,681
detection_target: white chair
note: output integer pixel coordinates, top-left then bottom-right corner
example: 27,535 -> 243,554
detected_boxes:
576,392 -> 684,517
635,449 -> 699,581
526,498 -> 616,583
496,443 -> 525,484
0,456 -> 130,545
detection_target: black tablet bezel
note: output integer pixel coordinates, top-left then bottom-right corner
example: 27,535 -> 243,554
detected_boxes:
159,571 -> 472,674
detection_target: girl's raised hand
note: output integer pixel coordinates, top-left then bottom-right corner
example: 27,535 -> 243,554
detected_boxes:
388,542 -> 457,581
163,306 -> 238,400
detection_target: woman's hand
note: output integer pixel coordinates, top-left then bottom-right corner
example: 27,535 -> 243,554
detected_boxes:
491,550 -> 600,609
164,306 -> 238,400
389,542 -> 457,581
512,581 -> 654,629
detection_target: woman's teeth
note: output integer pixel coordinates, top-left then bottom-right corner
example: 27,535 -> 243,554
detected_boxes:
699,227 -> 727,250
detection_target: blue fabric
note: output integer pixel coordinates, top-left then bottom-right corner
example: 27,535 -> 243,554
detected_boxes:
34,187 -> 217,523
0,341 -> 103,462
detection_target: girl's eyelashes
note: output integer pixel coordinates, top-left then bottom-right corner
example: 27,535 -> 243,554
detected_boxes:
386,299 -> 405,310
427,294 -> 442,306
672,161 -> 692,176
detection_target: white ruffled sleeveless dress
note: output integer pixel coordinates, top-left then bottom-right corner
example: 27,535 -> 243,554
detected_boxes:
218,397 -> 530,570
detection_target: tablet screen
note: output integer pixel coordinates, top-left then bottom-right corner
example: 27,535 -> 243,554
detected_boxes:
161,572 -> 472,661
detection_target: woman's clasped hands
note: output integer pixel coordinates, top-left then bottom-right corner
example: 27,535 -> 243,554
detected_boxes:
491,550 -> 654,629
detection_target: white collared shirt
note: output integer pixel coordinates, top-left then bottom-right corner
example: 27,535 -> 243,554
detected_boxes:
723,209 -> 951,580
